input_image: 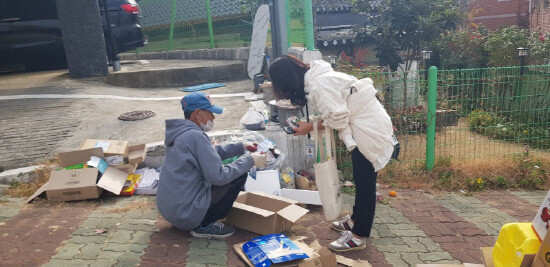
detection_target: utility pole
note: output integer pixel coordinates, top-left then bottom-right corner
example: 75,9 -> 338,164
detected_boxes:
268,0 -> 288,59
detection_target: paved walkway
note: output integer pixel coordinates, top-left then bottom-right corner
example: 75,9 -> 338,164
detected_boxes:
0,189 -> 545,266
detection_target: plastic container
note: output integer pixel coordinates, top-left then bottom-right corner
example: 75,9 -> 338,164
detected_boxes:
493,223 -> 541,267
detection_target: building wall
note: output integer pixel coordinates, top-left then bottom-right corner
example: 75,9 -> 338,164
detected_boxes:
530,0 -> 550,34
467,0 -> 530,30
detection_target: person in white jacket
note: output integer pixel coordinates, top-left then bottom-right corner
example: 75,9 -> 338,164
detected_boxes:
268,55 -> 396,252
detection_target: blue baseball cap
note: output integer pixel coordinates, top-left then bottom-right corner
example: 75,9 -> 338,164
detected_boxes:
181,92 -> 224,114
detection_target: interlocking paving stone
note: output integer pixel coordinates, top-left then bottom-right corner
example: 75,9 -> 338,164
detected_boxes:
434,193 -> 517,237
474,191 -> 542,222
47,196 -> 158,266
0,201 -> 94,266
140,217 -> 190,265
389,189 -> 492,264
372,203 -> 458,265
510,190 -> 547,206
187,237 -> 227,265
0,197 -> 24,223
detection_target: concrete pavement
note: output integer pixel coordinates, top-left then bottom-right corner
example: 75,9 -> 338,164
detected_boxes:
0,64 -> 255,171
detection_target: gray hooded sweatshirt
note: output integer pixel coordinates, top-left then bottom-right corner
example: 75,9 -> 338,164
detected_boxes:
157,119 -> 254,231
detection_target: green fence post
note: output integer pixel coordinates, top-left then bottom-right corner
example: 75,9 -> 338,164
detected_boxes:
168,0 -> 177,51
205,0 -> 215,49
426,66 -> 438,170
303,0 -> 314,50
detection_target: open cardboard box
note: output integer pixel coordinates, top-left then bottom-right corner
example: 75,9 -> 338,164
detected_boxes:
224,191 -> 309,235
245,170 -> 322,205
26,148 -> 130,203
79,140 -> 147,174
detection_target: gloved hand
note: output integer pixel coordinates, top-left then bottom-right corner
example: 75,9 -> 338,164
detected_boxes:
243,142 -> 258,152
250,152 -> 267,168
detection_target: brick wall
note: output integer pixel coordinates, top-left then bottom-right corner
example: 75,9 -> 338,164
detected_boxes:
530,0 -> 550,34
467,0 -> 530,30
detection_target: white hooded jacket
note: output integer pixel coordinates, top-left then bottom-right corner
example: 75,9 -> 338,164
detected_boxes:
304,60 -> 396,171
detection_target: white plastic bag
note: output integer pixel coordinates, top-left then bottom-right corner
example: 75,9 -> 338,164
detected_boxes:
313,117 -> 343,221
240,108 -> 265,130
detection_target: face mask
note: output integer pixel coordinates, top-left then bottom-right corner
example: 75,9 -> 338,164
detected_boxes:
200,120 -> 214,132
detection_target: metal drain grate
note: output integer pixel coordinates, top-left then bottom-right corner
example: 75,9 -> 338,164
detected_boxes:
118,110 -> 156,121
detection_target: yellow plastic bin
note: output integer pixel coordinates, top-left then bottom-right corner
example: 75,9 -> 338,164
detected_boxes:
493,222 -> 541,267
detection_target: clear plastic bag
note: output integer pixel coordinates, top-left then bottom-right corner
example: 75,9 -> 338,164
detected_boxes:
240,108 -> 265,130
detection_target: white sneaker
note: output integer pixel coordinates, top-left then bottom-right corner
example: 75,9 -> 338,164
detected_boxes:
331,215 -> 354,232
329,231 -> 366,251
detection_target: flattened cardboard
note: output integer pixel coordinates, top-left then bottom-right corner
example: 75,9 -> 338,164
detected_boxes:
79,139 -> 129,157
225,192 -> 309,235
128,144 -> 147,164
96,167 -> 130,195
415,265 -> 483,267
481,247 -> 494,267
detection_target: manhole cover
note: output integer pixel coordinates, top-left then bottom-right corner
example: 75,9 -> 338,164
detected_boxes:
119,110 -> 156,121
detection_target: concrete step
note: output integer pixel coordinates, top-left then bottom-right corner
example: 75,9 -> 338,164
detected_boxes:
105,59 -> 248,88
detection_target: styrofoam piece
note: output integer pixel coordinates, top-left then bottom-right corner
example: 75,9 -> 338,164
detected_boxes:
245,170 -> 280,196
280,188 -> 322,205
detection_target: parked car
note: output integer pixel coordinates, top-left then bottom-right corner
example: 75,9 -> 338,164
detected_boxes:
0,0 -> 146,70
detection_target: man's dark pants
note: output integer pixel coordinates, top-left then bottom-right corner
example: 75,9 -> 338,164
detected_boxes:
200,173 -> 247,226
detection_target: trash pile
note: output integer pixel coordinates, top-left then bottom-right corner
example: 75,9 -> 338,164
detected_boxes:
27,139 -> 159,203
218,130 -> 322,206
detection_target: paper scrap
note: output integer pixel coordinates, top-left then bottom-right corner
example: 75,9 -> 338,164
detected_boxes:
105,155 -> 123,166
94,141 -> 111,152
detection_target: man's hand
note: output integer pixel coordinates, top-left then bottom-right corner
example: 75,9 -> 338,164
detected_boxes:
250,152 -> 267,168
292,121 -> 313,136
243,142 -> 258,152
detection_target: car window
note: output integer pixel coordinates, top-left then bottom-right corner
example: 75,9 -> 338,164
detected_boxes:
0,0 -> 58,21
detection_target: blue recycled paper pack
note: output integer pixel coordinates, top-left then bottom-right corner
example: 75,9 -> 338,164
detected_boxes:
243,234 -> 309,267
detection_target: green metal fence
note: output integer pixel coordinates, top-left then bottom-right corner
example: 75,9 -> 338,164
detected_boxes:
136,0 -> 310,52
336,65 -> 550,174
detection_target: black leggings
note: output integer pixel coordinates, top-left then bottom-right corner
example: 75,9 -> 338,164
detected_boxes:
350,148 -> 377,237
200,173 -> 248,227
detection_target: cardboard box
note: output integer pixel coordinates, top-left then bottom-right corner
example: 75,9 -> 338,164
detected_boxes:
113,162 -> 138,174
245,170 -> 322,205
530,229 -> 550,267
532,189 -> 550,241
27,148 -> 129,203
79,139 -> 129,157
128,144 -> 147,164
225,191 -> 309,235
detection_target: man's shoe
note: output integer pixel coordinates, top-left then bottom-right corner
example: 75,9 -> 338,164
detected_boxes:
190,221 -> 235,239
329,231 -> 367,251
331,215 -> 354,232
